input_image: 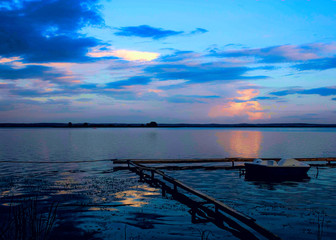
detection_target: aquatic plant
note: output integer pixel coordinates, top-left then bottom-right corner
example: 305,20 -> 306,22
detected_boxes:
317,210 -> 326,240
198,229 -> 213,240
0,199 -> 58,240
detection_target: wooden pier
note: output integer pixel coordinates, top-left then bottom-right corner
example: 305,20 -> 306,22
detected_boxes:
113,157 -> 336,240
113,157 -> 336,171
120,160 -> 282,239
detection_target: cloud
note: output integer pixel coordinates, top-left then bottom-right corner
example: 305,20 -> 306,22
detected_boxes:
105,76 -> 152,89
281,113 -> 321,121
252,96 -> 280,101
0,97 -> 42,111
210,43 -> 336,64
293,57 -> 336,71
0,56 -> 22,63
145,63 -> 268,83
270,87 -> 336,97
208,89 -> 270,120
115,25 -> 184,39
166,94 -> 220,103
158,50 -> 201,63
78,83 -> 99,90
0,64 -> 63,81
190,28 -> 208,35
0,0 -> 103,63
88,47 -> 160,61
234,89 -> 259,100
114,25 -> 207,40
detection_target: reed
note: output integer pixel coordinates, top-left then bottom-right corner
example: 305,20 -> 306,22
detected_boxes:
0,199 -> 58,240
317,210 -> 325,240
198,229 -> 213,240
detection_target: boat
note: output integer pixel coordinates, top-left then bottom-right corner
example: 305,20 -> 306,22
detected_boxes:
244,158 -> 310,180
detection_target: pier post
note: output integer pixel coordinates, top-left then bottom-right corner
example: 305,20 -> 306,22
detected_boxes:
126,159 -> 283,240
139,170 -> 143,181
161,182 -> 166,197
191,209 -> 196,223
174,183 -> 177,193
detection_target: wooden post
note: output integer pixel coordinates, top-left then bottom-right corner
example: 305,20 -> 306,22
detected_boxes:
232,160 -> 234,167
161,182 -> 166,197
139,170 -> 143,181
191,209 -> 196,223
215,205 -> 219,214
128,159 -> 282,240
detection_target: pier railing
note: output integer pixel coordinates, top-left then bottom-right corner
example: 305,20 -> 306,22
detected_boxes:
113,157 -> 336,171
125,160 -> 282,240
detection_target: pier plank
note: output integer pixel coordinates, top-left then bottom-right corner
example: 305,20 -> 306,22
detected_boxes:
128,160 -> 282,240
113,157 -> 336,165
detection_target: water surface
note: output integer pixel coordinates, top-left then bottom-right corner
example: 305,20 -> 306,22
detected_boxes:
0,127 -> 335,239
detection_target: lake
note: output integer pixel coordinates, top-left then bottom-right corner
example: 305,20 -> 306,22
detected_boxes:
0,127 -> 335,239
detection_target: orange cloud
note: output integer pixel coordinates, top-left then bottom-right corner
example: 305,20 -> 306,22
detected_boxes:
0,56 -> 22,63
209,89 -> 270,120
148,89 -> 163,94
88,47 -> 159,62
112,50 -> 159,61
235,89 -> 259,101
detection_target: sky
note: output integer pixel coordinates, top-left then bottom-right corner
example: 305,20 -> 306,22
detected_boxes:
0,0 -> 336,123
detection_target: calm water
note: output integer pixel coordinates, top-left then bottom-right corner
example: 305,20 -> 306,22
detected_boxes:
0,127 -> 336,240
1,127 -> 336,162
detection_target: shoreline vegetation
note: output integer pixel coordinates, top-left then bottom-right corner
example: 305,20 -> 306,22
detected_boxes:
1,122 -> 336,128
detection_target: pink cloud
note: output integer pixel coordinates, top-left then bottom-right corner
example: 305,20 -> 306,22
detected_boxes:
208,89 -> 270,120
148,89 -> 163,94
264,45 -> 319,61
0,56 -> 22,64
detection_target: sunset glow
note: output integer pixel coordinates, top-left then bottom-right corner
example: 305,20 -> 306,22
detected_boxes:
0,0 -> 335,123
88,48 -> 160,62
209,89 -> 271,120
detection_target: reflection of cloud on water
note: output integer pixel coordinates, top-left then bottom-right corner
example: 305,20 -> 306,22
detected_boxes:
54,172 -> 78,195
114,185 -> 160,207
216,131 -> 263,158
88,207 -> 118,211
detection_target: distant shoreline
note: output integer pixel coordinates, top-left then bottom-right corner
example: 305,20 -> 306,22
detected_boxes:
1,123 -> 336,128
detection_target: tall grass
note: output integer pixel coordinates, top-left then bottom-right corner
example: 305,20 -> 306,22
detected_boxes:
0,199 -> 58,240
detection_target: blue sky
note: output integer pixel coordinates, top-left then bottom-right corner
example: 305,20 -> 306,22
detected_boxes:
0,0 -> 336,123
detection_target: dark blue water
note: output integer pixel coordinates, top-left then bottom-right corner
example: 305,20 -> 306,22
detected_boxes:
0,128 -> 335,239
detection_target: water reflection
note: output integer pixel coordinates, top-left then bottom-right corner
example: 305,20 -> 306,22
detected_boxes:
248,179 -> 311,191
114,185 -> 160,207
216,131 -> 263,157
